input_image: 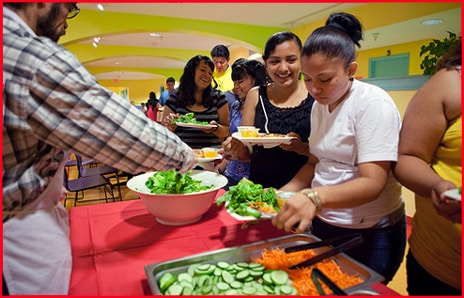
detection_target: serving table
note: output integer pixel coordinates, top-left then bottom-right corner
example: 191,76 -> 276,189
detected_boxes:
68,190 -> 401,296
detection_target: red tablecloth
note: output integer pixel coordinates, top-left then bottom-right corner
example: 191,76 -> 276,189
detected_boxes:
68,191 -> 400,296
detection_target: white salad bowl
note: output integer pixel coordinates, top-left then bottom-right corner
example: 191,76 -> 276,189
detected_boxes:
127,170 -> 227,226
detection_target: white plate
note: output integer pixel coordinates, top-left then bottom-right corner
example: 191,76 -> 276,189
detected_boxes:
176,122 -> 217,129
224,191 -> 294,221
443,189 -> 461,201
197,154 -> 223,163
232,132 -> 296,146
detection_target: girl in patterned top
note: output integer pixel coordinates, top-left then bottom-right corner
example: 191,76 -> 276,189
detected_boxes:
162,55 -> 230,149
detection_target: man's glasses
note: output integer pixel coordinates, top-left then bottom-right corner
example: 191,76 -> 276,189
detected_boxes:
67,3 -> 80,19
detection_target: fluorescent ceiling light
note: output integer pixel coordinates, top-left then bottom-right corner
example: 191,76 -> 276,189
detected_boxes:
421,19 -> 443,25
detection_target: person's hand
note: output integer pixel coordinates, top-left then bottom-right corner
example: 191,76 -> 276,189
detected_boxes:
178,147 -> 198,173
202,120 -> 218,134
431,180 -> 461,223
162,113 -> 179,131
221,136 -> 247,160
280,132 -> 309,156
272,192 -> 315,233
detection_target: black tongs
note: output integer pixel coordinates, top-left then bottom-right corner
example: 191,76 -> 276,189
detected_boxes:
311,268 -> 348,296
285,233 -> 362,269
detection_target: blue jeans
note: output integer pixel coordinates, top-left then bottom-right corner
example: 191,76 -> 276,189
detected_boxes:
311,214 -> 407,284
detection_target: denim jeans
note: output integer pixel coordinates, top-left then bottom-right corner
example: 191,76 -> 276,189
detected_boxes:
311,214 -> 407,284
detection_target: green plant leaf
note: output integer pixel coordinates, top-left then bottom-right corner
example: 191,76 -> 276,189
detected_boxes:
419,31 -> 460,75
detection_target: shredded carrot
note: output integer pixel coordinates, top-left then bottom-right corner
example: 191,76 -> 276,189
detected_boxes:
248,201 -> 277,213
252,248 -> 364,296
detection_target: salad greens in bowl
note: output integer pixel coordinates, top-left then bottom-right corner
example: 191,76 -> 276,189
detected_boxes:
127,170 -> 227,226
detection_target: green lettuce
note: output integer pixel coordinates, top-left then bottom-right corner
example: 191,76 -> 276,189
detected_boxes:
145,170 -> 213,194
171,112 -> 209,125
216,178 -> 278,218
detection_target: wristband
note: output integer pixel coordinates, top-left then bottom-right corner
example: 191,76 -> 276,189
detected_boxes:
300,188 -> 322,212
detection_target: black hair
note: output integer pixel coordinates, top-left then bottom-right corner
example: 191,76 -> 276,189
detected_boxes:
210,44 -> 230,59
436,37 -> 462,71
177,55 -> 218,107
262,31 -> 302,61
166,77 -> 175,83
231,59 -> 269,87
147,91 -> 158,110
231,58 -> 248,81
302,12 -> 364,69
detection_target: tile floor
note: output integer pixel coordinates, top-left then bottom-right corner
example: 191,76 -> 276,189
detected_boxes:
63,167 -> 410,295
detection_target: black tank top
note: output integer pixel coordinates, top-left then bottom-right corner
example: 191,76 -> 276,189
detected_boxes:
250,85 -> 315,188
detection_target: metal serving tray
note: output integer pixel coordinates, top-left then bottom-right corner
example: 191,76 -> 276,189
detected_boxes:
145,234 -> 384,295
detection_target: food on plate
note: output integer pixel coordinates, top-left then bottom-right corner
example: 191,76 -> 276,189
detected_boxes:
253,248 -> 364,296
237,126 -> 260,138
171,112 -> 209,125
157,260 -> 298,295
145,170 -> 214,194
216,178 -> 280,218
258,133 -> 286,138
201,147 -> 219,158
194,149 -> 204,158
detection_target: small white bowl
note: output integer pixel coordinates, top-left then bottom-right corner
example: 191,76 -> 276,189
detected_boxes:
201,147 -> 219,158
237,126 -> 260,138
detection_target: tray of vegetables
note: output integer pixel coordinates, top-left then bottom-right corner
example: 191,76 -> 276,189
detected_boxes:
144,234 -> 384,296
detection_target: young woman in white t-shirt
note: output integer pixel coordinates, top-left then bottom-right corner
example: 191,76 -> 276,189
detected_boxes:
272,12 -> 406,284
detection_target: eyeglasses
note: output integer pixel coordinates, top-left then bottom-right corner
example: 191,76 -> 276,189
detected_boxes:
67,3 -> 80,19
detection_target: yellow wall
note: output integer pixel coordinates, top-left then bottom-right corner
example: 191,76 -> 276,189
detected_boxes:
291,2 -> 461,79
356,39 -> 431,79
71,2 -> 459,103
100,78 -> 166,105
99,47 -> 251,103
389,90 -> 418,119
388,89 -> 419,218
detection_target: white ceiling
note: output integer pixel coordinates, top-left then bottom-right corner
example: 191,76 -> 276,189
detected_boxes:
74,3 -> 462,80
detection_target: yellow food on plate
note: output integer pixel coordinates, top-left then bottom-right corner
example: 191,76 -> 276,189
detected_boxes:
238,126 -> 260,138
201,147 -> 219,158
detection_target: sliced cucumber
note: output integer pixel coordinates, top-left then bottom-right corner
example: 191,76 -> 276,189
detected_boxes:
235,269 -> 250,280
158,260 -> 298,295
242,285 -> 257,295
159,272 -> 177,293
217,261 -> 230,269
216,282 -> 230,292
270,270 -> 289,285
177,272 -> 192,284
